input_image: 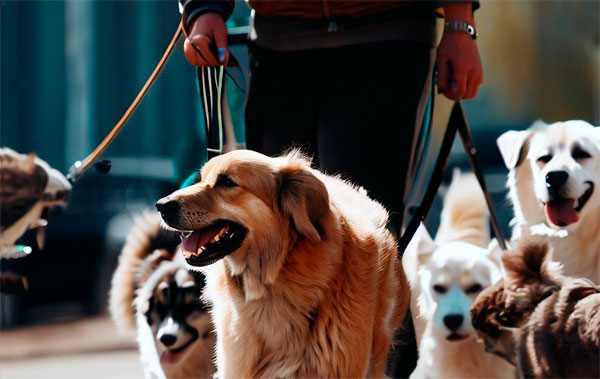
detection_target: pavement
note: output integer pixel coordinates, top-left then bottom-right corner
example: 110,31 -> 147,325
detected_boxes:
0,316 -> 144,379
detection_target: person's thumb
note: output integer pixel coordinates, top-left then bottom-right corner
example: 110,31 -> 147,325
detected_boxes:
213,24 -> 229,65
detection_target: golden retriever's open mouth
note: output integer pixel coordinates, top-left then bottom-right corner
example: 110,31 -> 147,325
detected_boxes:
544,181 -> 594,227
180,220 -> 247,267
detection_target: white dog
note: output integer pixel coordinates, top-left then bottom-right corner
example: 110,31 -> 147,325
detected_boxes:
404,171 -> 514,378
497,120 -> 600,281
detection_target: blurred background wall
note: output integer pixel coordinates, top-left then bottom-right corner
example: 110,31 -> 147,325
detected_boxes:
0,0 -> 598,332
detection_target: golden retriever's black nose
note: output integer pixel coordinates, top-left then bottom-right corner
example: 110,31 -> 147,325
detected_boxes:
443,314 -> 464,331
159,333 -> 177,347
546,171 -> 569,195
156,197 -> 180,216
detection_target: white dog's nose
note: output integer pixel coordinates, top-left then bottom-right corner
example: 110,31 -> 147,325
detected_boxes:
443,314 -> 464,331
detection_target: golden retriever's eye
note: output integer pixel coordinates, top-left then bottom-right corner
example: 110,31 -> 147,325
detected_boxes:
536,154 -> 552,164
215,174 -> 238,188
466,283 -> 483,294
572,146 -> 591,161
433,284 -> 447,294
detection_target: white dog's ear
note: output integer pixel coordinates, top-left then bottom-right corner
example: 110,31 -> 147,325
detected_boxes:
497,130 -> 532,169
278,167 -> 329,243
405,224 -> 436,267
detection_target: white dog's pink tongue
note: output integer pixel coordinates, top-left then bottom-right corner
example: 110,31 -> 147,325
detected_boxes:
545,199 -> 578,227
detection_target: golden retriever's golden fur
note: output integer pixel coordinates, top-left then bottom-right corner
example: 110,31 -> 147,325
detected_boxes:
159,150 -> 409,378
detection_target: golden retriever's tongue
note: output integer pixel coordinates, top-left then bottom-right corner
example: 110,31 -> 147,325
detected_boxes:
181,226 -> 221,254
545,199 -> 578,227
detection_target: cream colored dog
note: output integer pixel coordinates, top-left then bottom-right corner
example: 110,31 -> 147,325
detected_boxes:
497,120 -> 600,281
404,171 -> 514,378
156,150 -> 409,378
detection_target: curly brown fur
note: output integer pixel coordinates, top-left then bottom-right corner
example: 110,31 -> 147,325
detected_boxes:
471,237 -> 600,378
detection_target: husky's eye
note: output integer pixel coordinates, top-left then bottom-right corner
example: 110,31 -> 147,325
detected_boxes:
536,154 -> 552,164
572,146 -> 591,161
215,174 -> 237,188
433,284 -> 447,294
466,283 -> 483,294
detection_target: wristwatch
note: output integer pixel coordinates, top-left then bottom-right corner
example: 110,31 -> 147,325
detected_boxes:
444,21 -> 477,40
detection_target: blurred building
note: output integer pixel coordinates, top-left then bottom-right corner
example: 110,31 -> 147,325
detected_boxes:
1,0 -> 598,328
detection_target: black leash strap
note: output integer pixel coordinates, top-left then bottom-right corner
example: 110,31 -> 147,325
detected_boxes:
398,102 -> 507,254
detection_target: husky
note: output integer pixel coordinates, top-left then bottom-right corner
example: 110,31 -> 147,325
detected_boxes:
109,212 -> 215,379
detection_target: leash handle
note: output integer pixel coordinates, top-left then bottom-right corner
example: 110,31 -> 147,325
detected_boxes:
398,102 -> 507,254
67,22 -> 184,183
455,103 -> 508,250
398,103 -> 459,253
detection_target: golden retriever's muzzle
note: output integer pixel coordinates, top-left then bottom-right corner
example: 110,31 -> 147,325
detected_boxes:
156,196 -> 248,267
156,197 -> 183,227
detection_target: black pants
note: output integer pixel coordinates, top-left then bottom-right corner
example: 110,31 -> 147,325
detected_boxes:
245,40 -> 432,377
245,40 -> 432,234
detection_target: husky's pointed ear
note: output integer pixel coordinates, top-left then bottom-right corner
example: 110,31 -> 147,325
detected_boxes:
406,224 -> 436,267
278,165 -> 329,243
497,130 -> 533,169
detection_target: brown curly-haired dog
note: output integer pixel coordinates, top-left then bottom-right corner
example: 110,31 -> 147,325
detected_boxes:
471,238 -> 600,378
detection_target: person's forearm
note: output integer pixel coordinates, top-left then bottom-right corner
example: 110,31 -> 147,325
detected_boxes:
178,0 -> 235,28
443,2 -> 475,23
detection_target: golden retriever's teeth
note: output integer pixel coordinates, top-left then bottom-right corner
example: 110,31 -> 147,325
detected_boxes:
220,226 -> 229,236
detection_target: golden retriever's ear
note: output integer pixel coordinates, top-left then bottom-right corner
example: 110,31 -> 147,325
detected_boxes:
497,129 -> 532,169
278,167 -> 329,243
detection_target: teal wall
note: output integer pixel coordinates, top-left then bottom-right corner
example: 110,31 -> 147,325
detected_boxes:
1,0 -> 207,179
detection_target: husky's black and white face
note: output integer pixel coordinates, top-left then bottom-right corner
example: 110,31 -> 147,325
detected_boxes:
138,263 -> 214,370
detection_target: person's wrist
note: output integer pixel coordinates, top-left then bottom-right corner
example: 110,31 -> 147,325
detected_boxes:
185,9 -> 225,32
443,2 -> 475,24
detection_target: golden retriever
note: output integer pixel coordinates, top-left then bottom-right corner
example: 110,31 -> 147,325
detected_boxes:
156,150 -> 409,378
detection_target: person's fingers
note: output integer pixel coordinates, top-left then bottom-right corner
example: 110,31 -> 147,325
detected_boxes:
464,70 -> 482,99
184,39 -> 208,66
437,57 -> 451,94
185,35 -> 220,66
449,64 -> 468,100
212,25 -> 229,65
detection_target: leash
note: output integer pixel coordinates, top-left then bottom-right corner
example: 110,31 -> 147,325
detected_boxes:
67,21 -> 185,183
398,102 -> 508,253
62,19 -> 505,253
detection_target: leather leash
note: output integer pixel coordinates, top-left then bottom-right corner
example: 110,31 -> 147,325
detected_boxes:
63,20 -> 506,254
398,102 -> 508,254
67,21 -> 185,183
